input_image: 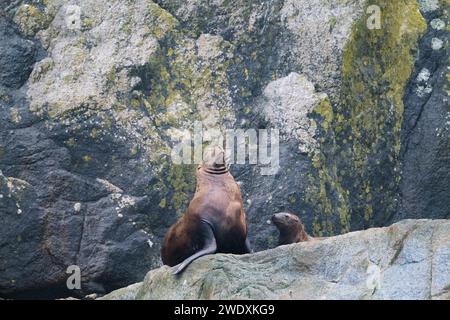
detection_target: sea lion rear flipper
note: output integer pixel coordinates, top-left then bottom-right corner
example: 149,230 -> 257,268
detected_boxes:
172,220 -> 217,275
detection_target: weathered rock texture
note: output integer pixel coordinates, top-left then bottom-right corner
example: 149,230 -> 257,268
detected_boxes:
102,220 -> 450,300
0,0 -> 448,298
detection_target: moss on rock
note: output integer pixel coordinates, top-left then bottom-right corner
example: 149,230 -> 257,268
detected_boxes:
13,2 -> 54,37
306,0 -> 426,234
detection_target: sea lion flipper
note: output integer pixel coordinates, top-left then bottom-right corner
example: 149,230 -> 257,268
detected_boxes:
172,220 -> 217,275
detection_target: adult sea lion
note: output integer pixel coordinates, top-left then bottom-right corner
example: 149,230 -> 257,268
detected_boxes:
271,212 -> 312,245
161,145 -> 252,274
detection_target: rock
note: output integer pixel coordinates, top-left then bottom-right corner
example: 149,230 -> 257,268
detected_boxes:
101,220 -> 450,300
13,3 -> 55,37
101,283 -> 142,300
394,4 -> 450,223
83,293 -> 97,300
0,12 -> 37,88
260,72 -> 328,154
0,0 -> 448,298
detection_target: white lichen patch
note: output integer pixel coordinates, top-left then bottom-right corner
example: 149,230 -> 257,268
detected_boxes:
74,202 -> 82,212
415,68 -> 433,97
431,38 -> 443,50
417,68 -> 431,82
416,85 -> 433,97
65,5 -> 81,30
261,72 -> 328,154
418,0 -> 440,12
118,195 -> 136,208
111,193 -> 137,213
430,19 -> 445,30
27,0 -> 160,117
5,177 -> 31,194
279,0 -> 367,96
147,239 -> 154,248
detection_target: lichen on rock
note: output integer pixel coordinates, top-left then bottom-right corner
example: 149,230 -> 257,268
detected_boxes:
13,2 -> 55,37
260,73 -> 327,154
307,0 -> 428,234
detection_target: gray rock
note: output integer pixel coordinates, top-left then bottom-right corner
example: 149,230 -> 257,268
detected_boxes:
394,6 -> 450,222
0,0 -> 448,299
101,220 -> 450,300
0,12 -> 37,88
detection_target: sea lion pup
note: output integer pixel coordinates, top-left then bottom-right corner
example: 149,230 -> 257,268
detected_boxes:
271,212 -> 312,245
161,145 -> 252,275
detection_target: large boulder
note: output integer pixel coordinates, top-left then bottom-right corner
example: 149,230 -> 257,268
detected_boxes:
102,219 -> 450,300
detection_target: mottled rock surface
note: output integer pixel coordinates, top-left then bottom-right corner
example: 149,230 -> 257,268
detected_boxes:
394,2 -> 450,223
0,0 -> 448,298
102,220 -> 450,300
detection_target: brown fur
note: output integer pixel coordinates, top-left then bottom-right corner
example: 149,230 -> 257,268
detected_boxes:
271,212 -> 311,245
161,146 -> 251,274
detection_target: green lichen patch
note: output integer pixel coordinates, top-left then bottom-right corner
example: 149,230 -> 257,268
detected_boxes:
312,97 -> 333,131
13,2 -> 55,37
305,0 -> 426,234
146,2 -> 179,39
150,162 -> 197,216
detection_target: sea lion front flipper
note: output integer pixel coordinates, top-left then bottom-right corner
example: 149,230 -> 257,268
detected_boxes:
172,220 -> 217,275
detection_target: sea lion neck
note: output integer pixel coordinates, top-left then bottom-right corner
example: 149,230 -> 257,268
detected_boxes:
202,165 -> 228,174
278,221 -> 310,244
278,224 -> 301,245
197,166 -> 229,177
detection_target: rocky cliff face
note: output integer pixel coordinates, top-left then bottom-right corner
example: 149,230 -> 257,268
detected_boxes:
0,0 -> 448,298
102,220 -> 450,300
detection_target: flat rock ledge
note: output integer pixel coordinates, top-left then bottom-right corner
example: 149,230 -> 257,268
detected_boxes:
101,219 -> 450,300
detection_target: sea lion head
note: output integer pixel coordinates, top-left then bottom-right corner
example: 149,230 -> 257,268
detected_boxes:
271,212 -> 310,244
200,145 -> 228,174
271,212 -> 301,229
